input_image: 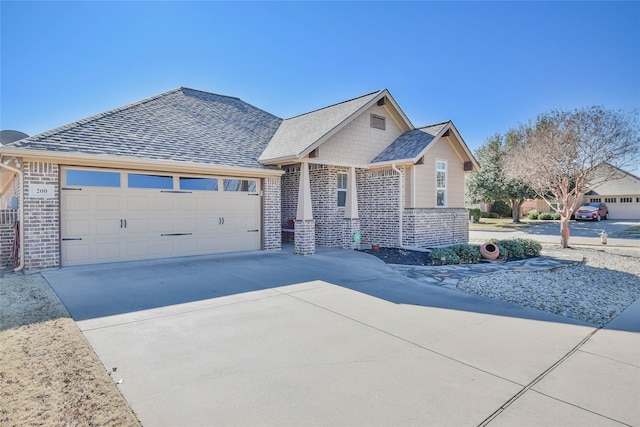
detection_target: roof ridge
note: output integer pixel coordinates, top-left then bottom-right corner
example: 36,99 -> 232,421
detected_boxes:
19,88 -> 185,144
285,90 -> 383,120
416,120 -> 451,130
178,86 -> 241,101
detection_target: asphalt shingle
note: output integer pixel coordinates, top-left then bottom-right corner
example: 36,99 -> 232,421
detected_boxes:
8,88 -> 283,170
372,122 -> 450,163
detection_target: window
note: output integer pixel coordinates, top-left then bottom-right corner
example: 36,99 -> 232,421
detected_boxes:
436,161 -> 446,207
66,169 -> 120,187
180,177 -> 218,191
604,197 -> 617,203
223,179 -> 256,192
370,114 -> 386,130
337,172 -> 347,208
590,198 -> 601,203
128,174 -> 173,189
620,197 -> 633,203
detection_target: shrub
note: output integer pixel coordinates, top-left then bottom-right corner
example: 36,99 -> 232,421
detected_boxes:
527,210 -> 539,220
480,211 -> 490,218
468,208 -> 482,223
449,244 -> 481,264
488,239 -> 509,259
491,200 -> 512,217
514,238 -> 542,256
429,248 -> 460,265
552,213 -> 561,220
539,212 -> 554,220
489,212 -> 500,218
494,239 -> 525,258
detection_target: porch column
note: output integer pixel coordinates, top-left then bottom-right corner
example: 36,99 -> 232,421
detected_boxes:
342,166 -> 361,249
295,161 -> 315,255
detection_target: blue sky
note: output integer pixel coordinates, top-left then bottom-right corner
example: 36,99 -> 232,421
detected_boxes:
1,1 -> 639,159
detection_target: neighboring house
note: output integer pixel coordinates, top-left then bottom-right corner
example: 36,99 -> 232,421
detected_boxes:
582,163 -> 640,220
0,87 -> 479,271
518,163 -> 640,219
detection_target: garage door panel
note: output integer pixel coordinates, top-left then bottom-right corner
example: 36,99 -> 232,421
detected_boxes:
95,241 -> 122,261
198,216 -> 219,231
127,196 -> 149,211
96,195 -> 120,211
126,217 -> 149,234
152,196 -> 174,211
63,243 -> 92,264
63,193 -> 91,212
95,219 -> 120,236
64,218 -> 91,237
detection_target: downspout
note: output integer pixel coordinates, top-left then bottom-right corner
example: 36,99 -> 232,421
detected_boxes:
0,157 -> 25,272
391,163 -> 404,248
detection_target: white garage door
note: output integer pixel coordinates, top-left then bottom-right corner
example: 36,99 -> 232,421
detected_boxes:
591,197 -> 640,220
61,167 -> 261,266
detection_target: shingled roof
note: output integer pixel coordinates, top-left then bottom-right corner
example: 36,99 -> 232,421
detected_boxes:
372,122 -> 449,164
259,90 -> 386,164
7,87 -> 283,170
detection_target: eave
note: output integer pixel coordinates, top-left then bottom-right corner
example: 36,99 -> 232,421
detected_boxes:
0,147 -> 284,178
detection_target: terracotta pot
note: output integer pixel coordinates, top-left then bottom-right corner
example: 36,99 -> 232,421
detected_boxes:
480,243 -> 499,260
371,244 -> 380,252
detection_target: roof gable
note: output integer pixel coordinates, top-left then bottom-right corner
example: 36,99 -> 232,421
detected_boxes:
259,89 -> 412,164
371,121 -> 480,171
7,87 -> 283,170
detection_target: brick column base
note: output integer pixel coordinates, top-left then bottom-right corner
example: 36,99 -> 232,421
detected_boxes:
294,219 -> 316,255
342,218 -> 361,250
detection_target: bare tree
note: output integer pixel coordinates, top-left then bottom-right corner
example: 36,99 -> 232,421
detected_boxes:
503,106 -> 639,248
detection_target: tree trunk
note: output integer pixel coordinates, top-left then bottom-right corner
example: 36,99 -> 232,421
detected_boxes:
560,216 -> 571,248
511,200 -> 522,223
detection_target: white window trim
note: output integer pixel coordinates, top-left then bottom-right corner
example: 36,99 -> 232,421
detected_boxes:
436,160 -> 447,208
337,172 -> 347,208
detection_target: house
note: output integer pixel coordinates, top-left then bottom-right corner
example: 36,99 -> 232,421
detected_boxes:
517,163 -> 640,219
582,163 -> 640,220
0,87 -> 479,271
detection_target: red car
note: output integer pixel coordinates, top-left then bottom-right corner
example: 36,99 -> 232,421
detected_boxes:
575,202 -> 609,221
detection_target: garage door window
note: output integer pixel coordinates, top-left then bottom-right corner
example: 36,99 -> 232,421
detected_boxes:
223,179 -> 256,192
179,177 -> 218,191
66,169 -> 120,187
128,174 -> 173,189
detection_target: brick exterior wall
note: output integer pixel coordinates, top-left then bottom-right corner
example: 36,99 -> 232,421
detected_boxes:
294,219 -> 315,255
0,211 -> 18,269
282,164 -> 353,248
281,163 -> 470,251
357,168 -> 401,248
342,218 -> 361,250
403,208 -> 469,248
281,165 -> 299,225
262,176 -> 282,250
23,162 -> 60,271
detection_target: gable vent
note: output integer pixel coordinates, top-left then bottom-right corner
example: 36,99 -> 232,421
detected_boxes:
370,114 -> 386,130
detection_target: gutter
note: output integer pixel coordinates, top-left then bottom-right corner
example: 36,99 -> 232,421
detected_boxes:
0,156 -> 25,273
0,147 -> 284,178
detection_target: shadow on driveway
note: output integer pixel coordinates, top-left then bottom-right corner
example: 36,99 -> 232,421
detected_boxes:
43,246 -> 620,330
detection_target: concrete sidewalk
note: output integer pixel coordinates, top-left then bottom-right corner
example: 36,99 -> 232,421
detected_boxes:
43,248 -> 639,426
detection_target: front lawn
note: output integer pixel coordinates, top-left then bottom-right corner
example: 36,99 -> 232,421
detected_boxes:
469,217 -> 537,232
612,225 -> 640,236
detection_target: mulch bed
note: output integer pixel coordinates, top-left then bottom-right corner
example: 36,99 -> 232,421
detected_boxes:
359,247 -> 534,266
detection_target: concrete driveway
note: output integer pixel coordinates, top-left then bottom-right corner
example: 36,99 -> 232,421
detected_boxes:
43,247 -> 639,426
471,219 -> 640,247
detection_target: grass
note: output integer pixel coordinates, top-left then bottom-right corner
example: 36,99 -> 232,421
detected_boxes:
612,225 -> 640,236
469,217 -> 538,232
0,274 -> 140,426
